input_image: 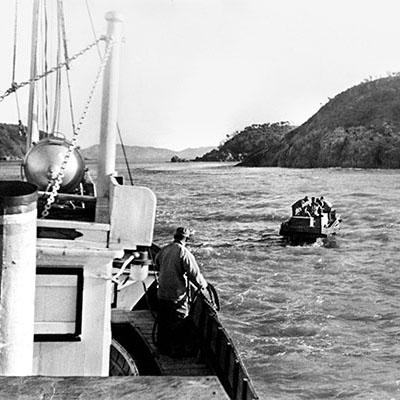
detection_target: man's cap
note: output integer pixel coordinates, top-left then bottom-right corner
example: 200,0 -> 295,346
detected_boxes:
175,227 -> 192,238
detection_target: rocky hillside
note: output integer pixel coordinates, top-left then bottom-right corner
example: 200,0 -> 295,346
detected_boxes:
196,122 -> 295,162
0,123 -> 25,160
241,75 -> 400,168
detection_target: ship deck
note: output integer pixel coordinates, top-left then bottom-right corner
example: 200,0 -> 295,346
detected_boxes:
0,311 -> 228,399
0,376 -> 228,399
111,309 -> 212,377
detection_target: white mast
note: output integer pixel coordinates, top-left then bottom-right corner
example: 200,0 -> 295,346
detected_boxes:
96,11 -> 124,222
26,0 -> 41,149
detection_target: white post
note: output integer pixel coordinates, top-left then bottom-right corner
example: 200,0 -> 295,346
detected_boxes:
0,181 -> 38,375
96,11 -> 124,216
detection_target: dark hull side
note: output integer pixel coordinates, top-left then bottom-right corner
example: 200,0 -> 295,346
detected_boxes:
279,216 -> 341,243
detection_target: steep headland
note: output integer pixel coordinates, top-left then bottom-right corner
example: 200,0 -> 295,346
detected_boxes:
240,75 -> 400,168
196,122 -> 295,162
82,145 -> 213,162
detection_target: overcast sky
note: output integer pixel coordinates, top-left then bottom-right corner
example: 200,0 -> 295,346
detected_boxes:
1,0 -> 400,150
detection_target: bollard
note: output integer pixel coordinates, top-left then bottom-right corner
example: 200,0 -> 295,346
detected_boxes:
0,181 -> 37,375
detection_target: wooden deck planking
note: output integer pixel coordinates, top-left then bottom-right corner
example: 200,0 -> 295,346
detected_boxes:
112,309 -> 213,377
0,376 -> 229,400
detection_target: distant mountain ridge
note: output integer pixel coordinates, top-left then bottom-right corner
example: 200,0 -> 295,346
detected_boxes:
0,126 -> 213,162
81,144 -> 214,162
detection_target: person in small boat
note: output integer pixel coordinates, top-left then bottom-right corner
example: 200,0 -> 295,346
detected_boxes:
308,197 -> 322,217
155,227 -> 208,357
291,196 -> 309,216
319,196 -> 332,213
318,196 -> 334,220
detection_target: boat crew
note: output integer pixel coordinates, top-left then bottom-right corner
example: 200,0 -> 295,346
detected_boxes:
291,196 -> 309,216
155,227 -> 208,357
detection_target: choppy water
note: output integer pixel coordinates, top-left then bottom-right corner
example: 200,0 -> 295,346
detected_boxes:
121,162 -> 400,400
3,161 -> 400,399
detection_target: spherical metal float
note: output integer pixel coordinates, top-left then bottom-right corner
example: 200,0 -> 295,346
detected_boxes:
23,136 -> 85,193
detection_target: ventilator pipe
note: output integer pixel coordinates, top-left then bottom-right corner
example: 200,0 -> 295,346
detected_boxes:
0,181 -> 38,375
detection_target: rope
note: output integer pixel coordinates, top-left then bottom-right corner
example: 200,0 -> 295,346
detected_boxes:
58,0 -> 76,134
204,283 -> 220,312
50,29 -> 62,135
117,124 -> 134,185
59,0 -> 70,68
11,0 -> 23,129
85,0 -> 103,59
43,0 -> 49,134
0,36 -> 105,103
142,281 -> 157,320
50,2 -> 62,135
12,0 -> 18,84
